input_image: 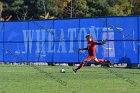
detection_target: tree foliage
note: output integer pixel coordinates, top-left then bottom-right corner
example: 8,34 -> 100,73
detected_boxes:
0,0 -> 139,20
0,1 -> 3,19
107,0 -> 132,16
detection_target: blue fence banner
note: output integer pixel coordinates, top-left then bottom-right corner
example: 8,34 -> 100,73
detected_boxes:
0,16 -> 139,64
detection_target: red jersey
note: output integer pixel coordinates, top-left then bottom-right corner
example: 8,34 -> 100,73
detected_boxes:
87,39 -> 97,56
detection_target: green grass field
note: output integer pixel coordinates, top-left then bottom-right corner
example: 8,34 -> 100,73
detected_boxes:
0,65 -> 140,93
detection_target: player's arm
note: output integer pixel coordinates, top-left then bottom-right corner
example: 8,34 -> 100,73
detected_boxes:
79,47 -> 88,50
94,40 -> 106,45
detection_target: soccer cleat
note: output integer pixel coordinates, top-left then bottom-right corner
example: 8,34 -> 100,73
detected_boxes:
94,62 -> 99,65
72,68 -> 77,73
106,60 -> 112,65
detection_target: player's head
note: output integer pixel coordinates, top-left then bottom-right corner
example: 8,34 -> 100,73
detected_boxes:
85,34 -> 92,41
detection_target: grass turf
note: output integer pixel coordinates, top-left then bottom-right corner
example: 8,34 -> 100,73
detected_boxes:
0,65 -> 139,93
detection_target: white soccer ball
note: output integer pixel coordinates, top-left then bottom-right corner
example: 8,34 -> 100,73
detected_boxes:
60,69 -> 65,73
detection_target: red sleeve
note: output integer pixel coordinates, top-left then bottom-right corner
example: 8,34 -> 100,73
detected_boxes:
92,40 -> 97,44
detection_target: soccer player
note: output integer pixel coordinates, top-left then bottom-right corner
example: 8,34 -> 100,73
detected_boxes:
73,34 -> 111,73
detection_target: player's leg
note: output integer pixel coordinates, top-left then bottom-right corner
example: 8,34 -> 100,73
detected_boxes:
73,59 -> 87,72
73,56 -> 91,73
94,58 -> 111,65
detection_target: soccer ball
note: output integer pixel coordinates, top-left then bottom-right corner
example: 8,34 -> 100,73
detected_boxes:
60,69 -> 65,73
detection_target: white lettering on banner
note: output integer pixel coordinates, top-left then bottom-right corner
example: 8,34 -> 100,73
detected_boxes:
22,30 -> 28,53
36,30 -> 40,53
22,26 -> 119,55
108,32 -> 115,57
47,29 -> 55,53
68,28 -> 76,53
102,28 -> 115,57
78,28 -> 87,49
36,29 -> 46,54
57,29 -> 67,53
41,29 -> 46,54
28,30 -> 34,53
89,26 -> 98,40
102,31 -> 108,57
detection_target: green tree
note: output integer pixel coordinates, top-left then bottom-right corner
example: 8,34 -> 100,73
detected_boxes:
2,0 -> 25,20
129,0 -> 140,15
86,0 -> 133,16
107,0 -> 133,16
86,0 -> 110,16
63,0 -> 89,18
0,1 -> 3,20
37,0 -> 63,19
0,0 -> 137,20
2,0 -> 37,20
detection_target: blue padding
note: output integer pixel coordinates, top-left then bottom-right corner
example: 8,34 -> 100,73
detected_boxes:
4,43 -> 27,62
4,22 -> 28,41
0,16 -> 139,64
